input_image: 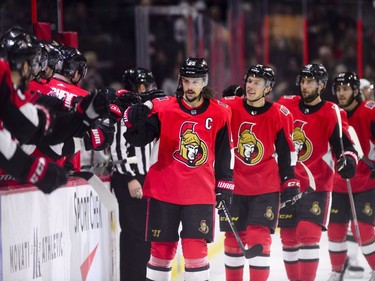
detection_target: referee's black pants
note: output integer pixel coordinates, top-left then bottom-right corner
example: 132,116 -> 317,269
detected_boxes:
111,172 -> 150,281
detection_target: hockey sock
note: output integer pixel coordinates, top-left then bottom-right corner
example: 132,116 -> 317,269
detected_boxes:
181,238 -> 209,281
356,221 -> 375,270
327,222 -> 348,272
146,241 -> 178,281
246,225 -> 271,281
224,231 -> 247,281
297,221 -> 322,281
280,227 -> 299,281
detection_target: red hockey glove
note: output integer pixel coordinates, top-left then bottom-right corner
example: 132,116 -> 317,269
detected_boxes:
281,179 -> 301,208
26,157 -> 68,193
83,120 -> 115,151
337,151 -> 358,179
215,180 -> 234,210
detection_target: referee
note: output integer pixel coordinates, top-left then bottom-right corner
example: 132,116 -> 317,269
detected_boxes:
110,68 -> 156,281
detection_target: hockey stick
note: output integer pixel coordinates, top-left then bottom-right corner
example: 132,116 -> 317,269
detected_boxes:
221,201 -> 264,259
334,105 -> 362,245
80,156 -> 138,170
71,171 -> 118,211
280,162 -> 316,209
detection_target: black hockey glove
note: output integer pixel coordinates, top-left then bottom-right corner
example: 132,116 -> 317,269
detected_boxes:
123,103 -> 151,128
140,89 -> 166,103
116,89 -> 141,110
76,89 -> 109,125
26,157 -> 68,194
337,152 -> 357,179
281,179 -> 301,208
222,84 -> 244,97
83,120 -> 115,151
215,180 -> 234,210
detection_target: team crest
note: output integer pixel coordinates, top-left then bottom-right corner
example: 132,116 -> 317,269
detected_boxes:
235,123 -> 264,165
198,220 -> 209,234
363,203 -> 373,216
264,206 -> 275,220
293,120 -> 313,161
173,122 -> 208,167
310,201 -> 321,215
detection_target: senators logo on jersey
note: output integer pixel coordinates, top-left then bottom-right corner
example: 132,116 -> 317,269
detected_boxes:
293,120 -> 313,161
235,123 -> 263,165
173,122 -> 208,167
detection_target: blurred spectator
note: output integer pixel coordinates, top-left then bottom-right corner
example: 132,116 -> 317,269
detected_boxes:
360,78 -> 374,101
81,51 -> 103,92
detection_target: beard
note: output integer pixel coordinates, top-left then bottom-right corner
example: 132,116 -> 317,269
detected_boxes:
184,90 -> 201,103
339,94 -> 356,108
302,88 -> 319,103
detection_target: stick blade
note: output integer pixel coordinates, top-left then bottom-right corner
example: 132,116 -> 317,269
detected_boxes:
245,244 -> 263,259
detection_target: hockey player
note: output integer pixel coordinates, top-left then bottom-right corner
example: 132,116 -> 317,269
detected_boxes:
277,64 -> 358,281
110,67 -> 160,281
220,64 -> 299,281
36,44 -> 114,170
0,26 -> 109,189
123,57 -> 233,281
327,71 -> 375,281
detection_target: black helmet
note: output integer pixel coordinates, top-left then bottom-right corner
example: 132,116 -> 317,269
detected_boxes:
180,57 -> 209,78
56,45 -> 87,79
332,71 -> 360,92
296,63 -> 328,86
123,67 -> 155,91
41,41 -> 63,72
0,26 -> 42,75
244,64 -> 276,87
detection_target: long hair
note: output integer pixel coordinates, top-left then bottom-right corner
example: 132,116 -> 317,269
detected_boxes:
175,85 -> 215,100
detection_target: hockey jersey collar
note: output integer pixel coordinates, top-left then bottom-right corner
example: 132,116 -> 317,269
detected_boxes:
177,97 -> 210,115
299,99 -> 325,114
243,99 -> 272,115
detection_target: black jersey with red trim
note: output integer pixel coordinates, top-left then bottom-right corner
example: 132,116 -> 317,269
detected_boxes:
278,95 -> 356,192
124,96 -> 233,205
221,96 -> 297,195
334,101 -> 375,193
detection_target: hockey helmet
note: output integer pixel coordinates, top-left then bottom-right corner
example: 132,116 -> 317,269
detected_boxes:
244,64 -> 276,87
296,63 -> 328,86
123,67 -> 155,92
56,45 -> 87,79
180,57 -> 209,78
0,26 -> 42,76
332,71 -> 360,93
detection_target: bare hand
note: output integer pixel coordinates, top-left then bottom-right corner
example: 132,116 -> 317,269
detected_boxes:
128,179 -> 143,199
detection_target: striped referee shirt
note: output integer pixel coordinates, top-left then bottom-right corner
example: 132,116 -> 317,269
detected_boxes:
110,120 -> 153,179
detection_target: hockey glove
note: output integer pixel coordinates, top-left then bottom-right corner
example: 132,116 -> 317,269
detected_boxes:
26,157 -> 68,194
123,103 -> 151,128
337,151 -> 358,179
222,84 -> 244,97
76,89 -> 109,124
116,89 -> 141,110
140,89 -> 166,103
83,120 -> 115,151
281,179 -> 301,208
215,180 -> 234,210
